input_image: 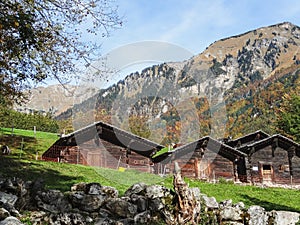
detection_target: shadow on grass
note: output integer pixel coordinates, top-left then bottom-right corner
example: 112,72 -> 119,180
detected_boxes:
240,194 -> 300,213
0,134 -> 36,149
0,156 -> 85,192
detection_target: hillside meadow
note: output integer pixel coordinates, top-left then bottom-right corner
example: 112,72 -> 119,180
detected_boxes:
0,128 -> 300,212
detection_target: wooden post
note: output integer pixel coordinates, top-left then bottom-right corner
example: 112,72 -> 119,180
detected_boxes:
19,138 -> 24,159
288,147 -> 295,186
245,156 -> 253,184
34,126 -> 36,138
76,148 -> 80,164
194,158 -> 199,179
117,155 -> 121,169
233,159 -> 238,182
11,123 -> 14,136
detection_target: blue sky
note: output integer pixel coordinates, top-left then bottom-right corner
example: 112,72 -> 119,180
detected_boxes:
51,0 -> 300,87
75,0 -> 300,88
100,0 -> 300,55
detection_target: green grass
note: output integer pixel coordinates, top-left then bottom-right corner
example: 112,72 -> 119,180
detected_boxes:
0,157 -> 165,195
151,146 -> 173,158
0,127 -> 59,159
1,128 -> 300,213
183,178 -> 300,212
1,155 -> 300,212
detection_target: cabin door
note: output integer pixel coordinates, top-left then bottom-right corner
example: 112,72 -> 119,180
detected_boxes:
198,160 -> 211,180
261,164 -> 273,183
87,152 -> 102,167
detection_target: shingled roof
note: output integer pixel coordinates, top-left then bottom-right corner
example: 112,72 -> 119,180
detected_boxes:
224,130 -> 270,148
44,122 -> 299,165
236,134 -> 300,156
44,121 -> 165,158
154,136 -> 247,164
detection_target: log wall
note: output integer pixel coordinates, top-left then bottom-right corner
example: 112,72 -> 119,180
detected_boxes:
250,146 -> 300,184
162,149 -> 235,181
46,138 -> 153,173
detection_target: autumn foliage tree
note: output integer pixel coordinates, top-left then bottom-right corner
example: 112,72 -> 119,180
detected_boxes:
277,94 -> 300,142
0,0 -> 122,106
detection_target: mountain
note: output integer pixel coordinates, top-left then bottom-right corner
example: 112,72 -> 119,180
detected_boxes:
57,22 -> 300,144
15,85 -> 99,116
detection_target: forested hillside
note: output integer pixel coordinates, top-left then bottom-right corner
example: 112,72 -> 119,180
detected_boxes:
54,22 -> 300,144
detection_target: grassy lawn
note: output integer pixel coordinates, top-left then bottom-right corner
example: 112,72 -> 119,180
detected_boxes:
1,128 -> 300,213
0,156 -> 299,212
0,157 -> 165,195
0,127 -> 59,159
184,178 -> 300,212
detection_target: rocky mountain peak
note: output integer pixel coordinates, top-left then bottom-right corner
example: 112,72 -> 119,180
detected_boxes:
15,85 -> 99,116
21,22 -> 300,142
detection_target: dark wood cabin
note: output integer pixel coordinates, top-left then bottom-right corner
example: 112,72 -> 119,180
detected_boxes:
155,137 -> 248,182
236,134 -> 300,185
42,121 -> 165,173
154,131 -> 300,185
43,123 -> 300,185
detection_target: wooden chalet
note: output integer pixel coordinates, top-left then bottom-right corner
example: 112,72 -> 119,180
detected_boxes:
155,136 -> 248,182
43,123 -> 300,184
154,130 -> 300,184
234,134 -> 300,184
42,121 -> 165,173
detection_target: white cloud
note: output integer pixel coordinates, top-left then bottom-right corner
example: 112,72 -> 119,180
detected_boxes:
101,0 -> 300,56
159,0 -> 234,41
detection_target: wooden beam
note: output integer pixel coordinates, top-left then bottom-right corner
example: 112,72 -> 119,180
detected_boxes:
245,156 -> 253,183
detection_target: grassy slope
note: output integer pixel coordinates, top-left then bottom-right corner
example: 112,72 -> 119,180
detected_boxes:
0,127 -> 58,159
0,128 -> 300,212
0,157 -> 165,195
186,178 -> 300,212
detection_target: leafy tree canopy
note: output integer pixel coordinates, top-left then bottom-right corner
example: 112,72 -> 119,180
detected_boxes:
277,94 -> 300,142
0,0 -> 122,106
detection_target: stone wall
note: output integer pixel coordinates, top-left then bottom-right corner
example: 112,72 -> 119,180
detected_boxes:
0,174 -> 299,225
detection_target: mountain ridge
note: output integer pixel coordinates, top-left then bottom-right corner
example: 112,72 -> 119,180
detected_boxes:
18,22 -> 300,143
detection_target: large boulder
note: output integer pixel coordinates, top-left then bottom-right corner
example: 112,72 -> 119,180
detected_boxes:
100,186 -> 118,199
219,200 -> 246,223
220,206 -> 244,222
104,198 -> 137,219
124,183 -> 147,197
269,210 -> 300,225
130,194 -> 148,213
0,216 -> 24,225
134,210 -> 152,224
0,192 -> 17,208
69,191 -> 106,212
36,189 -> 72,213
0,208 -> 10,221
201,194 -> 219,209
248,205 -> 268,225
145,185 -> 168,199
0,192 -> 20,217
69,182 -> 118,213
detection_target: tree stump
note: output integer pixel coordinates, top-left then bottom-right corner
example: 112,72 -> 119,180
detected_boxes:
171,161 -> 201,224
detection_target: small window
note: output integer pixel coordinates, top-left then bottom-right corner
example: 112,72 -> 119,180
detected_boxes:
279,164 -> 289,172
263,164 -> 271,171
279,165 -> 284,171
